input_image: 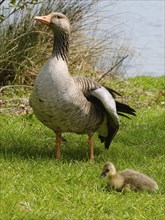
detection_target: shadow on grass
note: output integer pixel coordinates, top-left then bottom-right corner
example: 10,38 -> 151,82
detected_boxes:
0,135 -> 103,162
2,107 -> 164,162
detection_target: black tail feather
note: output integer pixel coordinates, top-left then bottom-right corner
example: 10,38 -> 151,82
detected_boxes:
118,113 -> 131,119
104,86 -> 136,117
98,135 -> 105,143
99,101 -> 136,149
116,101 -> 136,116
89,85 -> 136,149
105,86 -> 122,98
99,114 -> 119,149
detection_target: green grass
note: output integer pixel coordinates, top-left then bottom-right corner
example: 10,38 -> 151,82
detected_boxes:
0,76 -> 165,219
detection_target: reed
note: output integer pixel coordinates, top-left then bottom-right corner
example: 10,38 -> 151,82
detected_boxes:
0,0 -> 134,86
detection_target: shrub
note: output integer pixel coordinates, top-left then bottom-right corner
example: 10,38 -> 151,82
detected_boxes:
0,0 -> 134,86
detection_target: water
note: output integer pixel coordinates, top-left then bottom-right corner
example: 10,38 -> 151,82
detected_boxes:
2,1 -> 164,77
102,0 -> 165,77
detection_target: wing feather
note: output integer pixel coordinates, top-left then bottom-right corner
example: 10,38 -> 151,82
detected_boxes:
74,76 -> 135,149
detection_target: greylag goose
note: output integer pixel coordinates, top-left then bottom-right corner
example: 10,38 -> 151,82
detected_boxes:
30,12 -> 136,160
100,162 -> 159,192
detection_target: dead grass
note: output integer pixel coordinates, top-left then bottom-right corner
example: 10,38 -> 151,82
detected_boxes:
0,0 -> 134,85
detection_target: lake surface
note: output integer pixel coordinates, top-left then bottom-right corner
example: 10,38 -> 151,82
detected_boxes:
102,0 -> 165,77
2,1 -> 164,77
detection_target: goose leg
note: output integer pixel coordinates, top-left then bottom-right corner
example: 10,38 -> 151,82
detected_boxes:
88,133 -> 94,160
56,133 -> 62,160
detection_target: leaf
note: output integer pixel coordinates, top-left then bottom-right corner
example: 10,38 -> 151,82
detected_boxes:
10,0 -> 16,4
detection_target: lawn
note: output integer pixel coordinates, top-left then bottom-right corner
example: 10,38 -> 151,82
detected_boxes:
0,76 -> 164,220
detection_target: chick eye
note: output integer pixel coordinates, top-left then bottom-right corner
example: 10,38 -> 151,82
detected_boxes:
57,16 -> 62,19
106,169 -> 109,172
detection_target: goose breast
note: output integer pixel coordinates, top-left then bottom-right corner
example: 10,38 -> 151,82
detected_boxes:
30,58 -> 102,133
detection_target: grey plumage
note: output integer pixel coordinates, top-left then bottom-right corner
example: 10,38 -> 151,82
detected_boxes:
100,162 -> 159,192
29,12 -> 136,159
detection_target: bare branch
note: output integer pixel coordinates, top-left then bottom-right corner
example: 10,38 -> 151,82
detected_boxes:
0,85 -> 32,93
97,55 -> 129,82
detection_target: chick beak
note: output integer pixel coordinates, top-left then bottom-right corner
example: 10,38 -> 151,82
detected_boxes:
100,172 -> 106,178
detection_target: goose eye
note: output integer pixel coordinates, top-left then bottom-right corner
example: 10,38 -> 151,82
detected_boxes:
57,16 -> 61,19
106,169 -> 109,172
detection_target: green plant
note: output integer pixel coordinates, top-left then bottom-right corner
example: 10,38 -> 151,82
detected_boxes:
0,77 -> 164,219
0,0 -> 134,86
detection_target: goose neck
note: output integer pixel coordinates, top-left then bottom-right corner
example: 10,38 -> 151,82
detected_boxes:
52,31 -> 69,62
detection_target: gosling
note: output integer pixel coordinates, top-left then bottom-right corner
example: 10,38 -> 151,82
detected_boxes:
100,162 -> 159,192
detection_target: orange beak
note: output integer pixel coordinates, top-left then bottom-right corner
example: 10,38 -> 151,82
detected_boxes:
34,15 -> 52,25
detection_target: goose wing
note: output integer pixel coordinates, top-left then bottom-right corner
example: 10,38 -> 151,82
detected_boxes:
74,77 -> 136,117
74,76 -> 136,149
74,76 -> 120,149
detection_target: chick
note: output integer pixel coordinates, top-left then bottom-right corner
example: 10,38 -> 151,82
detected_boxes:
100,162 -> 158,192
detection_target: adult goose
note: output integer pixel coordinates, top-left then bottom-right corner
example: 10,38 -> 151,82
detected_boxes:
30,12 -> 136,160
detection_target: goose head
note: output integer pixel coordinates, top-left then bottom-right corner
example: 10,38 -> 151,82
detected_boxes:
34,12 -> 70,34
34,12 -> 70,60
100,162 -> 117,178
